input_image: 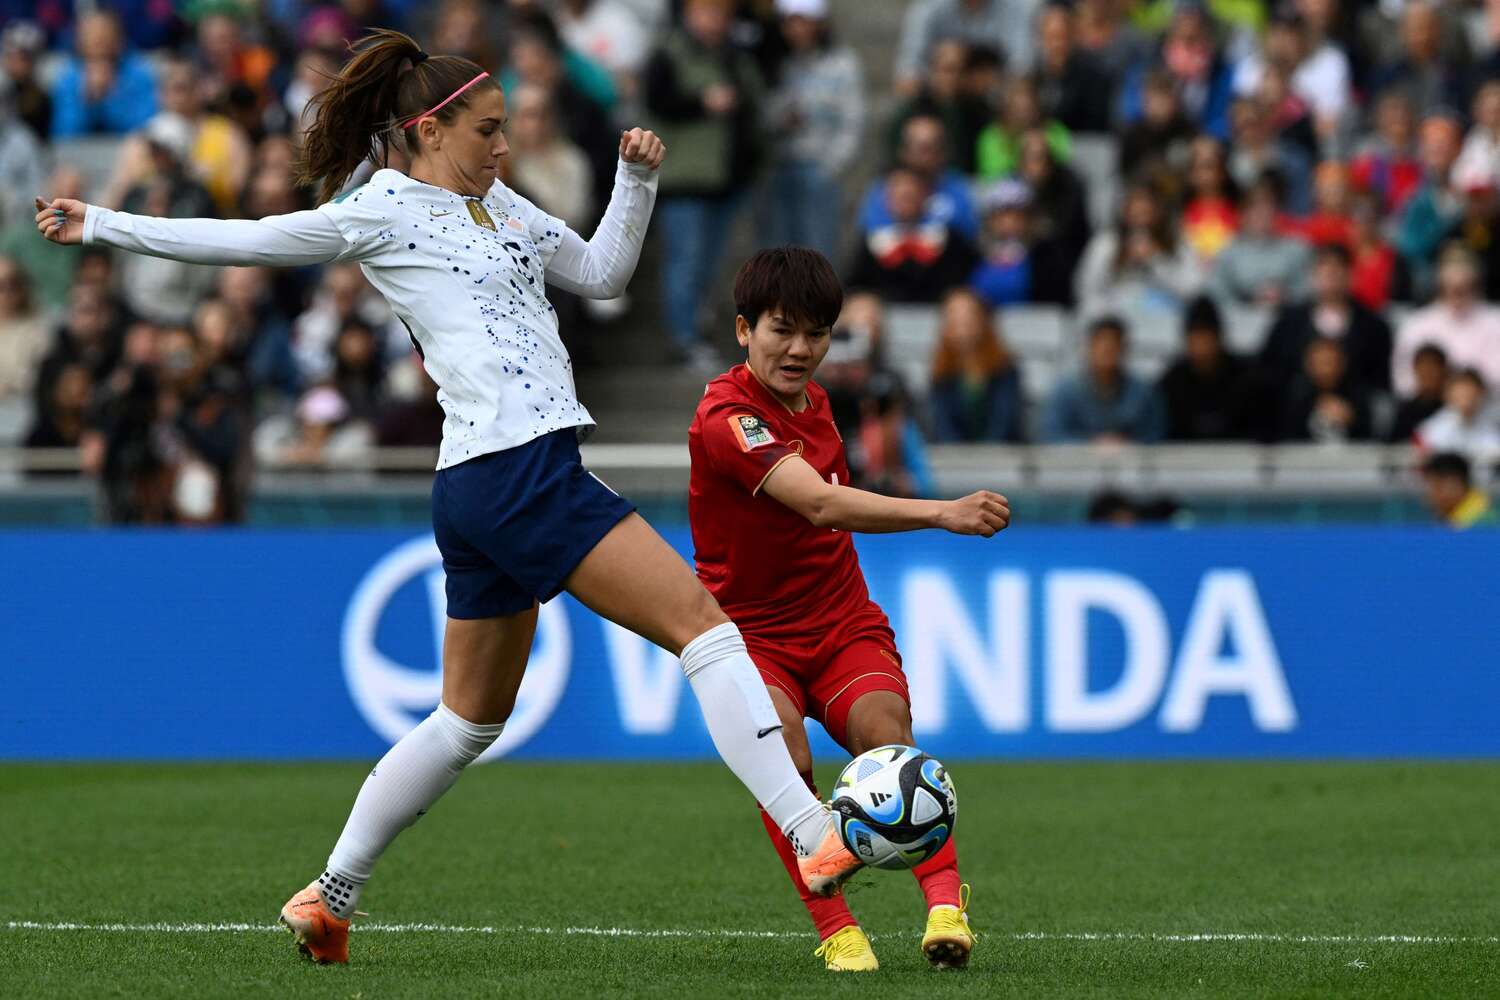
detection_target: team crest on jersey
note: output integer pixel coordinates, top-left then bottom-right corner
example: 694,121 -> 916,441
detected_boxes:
729,414 -> 776,451
465,200 -> 498,231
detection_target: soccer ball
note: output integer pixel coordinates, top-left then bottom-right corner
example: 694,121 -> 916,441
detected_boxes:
830,744 -> 956,870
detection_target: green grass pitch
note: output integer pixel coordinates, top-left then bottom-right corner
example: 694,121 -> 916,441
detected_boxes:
3,761 -> 1498,998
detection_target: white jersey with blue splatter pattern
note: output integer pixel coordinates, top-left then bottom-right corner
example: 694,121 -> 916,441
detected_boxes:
82,158 -> 659,469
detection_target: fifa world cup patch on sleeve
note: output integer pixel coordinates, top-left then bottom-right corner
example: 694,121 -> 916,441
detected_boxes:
728,414 -> 776,451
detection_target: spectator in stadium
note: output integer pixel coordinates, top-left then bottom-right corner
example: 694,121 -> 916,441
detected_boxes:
510,15 -> 618,220
886,39 -> 987,175
1397,113 -> 1465,297
860,114 -> 979,240
1180,136 -> 1239,265
893,0 -> 1042,95
1347,190 -> 1402,310
1117,4 -> 1236,141
1392,244 -> 1500,395
255,382 -> 375,469
293,264 -> 403,386
848,369 -> 933,498
819,290 -> 886,442
1043,315 -> 1166,443
961,43 -> 1005,107
927,287 -> 1024,442
1260,243 -> 1393,394
507,83 -> 594,229
644,0 -> 767,365
1231,11 -> 1350,142
1118,69 -> 1197,187
99,57 -> 253,219
2,21 -> 51,141
1349,91 -> 1422,218
1210,172 -> 1314,305
34,285 -> 125,419
191,13 -> 279,126
0,256 -> 49,443
1226,94 -> 1313,215
1295,160 -> 1357,247
1032,2 -> 1113,133
846,167 -> 980,303
113,113 -> 220,326
1453,79 -> 1500,194
376,356 -> 445,448
1389,343 -> 1449,442
284,48 -> 340,140
1368,1 -> 1466,118
555,0 -> 653,100
0,86 -> 44,232
1159,295 -> 1256,440
1074,0 -> 1148,83
969,178 -> 1072,306
1277,336 -> 1375,442
1016,127 -> 1092,279
50,10 -> 159,137
1086,488 -> 1140,524
1419,450 -> 1497,528
975,74 -> 1071,180
330,320 -> 388,425
24,360 -> 92,451
765,0 -> 864,263
1414,368 -> 1500,465
217,266 -> 298,402
152,322 -> 250,522
1075,182 -> 1200,317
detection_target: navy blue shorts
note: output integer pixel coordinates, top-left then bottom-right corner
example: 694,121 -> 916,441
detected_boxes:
432,429 -> 636,619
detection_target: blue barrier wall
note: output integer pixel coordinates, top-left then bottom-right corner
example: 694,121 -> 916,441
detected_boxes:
2,528 -> 1497,760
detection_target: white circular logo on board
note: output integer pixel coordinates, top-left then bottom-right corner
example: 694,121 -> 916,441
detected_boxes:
341,535 -> 570,761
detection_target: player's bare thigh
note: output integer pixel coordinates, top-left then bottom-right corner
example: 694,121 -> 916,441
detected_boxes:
563,512 -> 728,654
765,685 -> 814,774
842,690 -> 916,756
441,605 -> 538,725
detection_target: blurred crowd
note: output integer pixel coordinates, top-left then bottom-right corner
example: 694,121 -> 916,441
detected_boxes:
1,0 -> 1499,526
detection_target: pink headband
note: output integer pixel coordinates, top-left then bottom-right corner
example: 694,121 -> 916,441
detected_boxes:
401,72 -> 491,130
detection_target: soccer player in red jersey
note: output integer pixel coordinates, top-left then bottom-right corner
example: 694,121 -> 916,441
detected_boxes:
688,248 -> 1011,971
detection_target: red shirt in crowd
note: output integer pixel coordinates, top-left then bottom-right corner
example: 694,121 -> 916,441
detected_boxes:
688,364 -> 873,645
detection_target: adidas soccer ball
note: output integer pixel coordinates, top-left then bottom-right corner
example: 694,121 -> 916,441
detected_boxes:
830,745 -> 956,870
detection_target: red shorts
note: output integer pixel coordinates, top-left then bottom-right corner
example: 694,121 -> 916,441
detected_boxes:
744,604 -> 910,748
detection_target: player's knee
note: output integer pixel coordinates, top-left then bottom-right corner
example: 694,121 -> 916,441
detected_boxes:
434,702 -> 505,766
673,586 -> 732,654
847,698 -> 914,755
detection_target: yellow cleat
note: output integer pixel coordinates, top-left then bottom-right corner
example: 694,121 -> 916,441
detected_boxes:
921,883 -> 976,969
814,924 -> 879,972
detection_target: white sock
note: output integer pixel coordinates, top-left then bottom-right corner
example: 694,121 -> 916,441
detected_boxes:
680,622 -> 830,856
322,702 -> 503,915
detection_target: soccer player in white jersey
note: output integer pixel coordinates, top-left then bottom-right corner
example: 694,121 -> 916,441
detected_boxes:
36,29 -> 861,964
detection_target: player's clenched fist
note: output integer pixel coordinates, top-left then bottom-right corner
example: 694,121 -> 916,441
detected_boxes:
619,128 -> 666,170
35,197 -> 86,245
936,490 -> 1011,537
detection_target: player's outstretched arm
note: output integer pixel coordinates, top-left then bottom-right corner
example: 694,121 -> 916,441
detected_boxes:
35,196 -> 347,267
543,128 -> 664,299
761,455 -> 1009,536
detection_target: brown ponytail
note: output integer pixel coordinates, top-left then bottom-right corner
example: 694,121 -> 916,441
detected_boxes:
294,28 -> 497,205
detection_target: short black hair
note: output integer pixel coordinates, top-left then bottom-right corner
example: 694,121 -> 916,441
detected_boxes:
1315,242 -> 1352,268
1422,450 -> 1472,486
1453,366 -> 1487,392
1183,294 -> 1222,337
733,247 -> 844,330
1089,314 -> 1128,342
1414,343 -> 1449,367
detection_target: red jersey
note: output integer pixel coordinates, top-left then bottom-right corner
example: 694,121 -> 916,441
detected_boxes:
688,364 -> 875,645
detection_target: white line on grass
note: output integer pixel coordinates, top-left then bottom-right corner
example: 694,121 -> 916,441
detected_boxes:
4,921 -> 1496,945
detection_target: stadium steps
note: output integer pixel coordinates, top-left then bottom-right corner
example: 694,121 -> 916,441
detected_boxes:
574,366 -> 709,444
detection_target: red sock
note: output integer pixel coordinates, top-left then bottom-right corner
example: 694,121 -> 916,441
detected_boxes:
912,834 -> 962,910
757,772 -> 857,940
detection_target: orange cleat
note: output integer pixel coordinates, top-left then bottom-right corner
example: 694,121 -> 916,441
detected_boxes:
798,812 -> 864,897
278,881 -> 351,964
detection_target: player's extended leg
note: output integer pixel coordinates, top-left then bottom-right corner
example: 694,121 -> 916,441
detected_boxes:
754,685 -> 877,971
843,690 -> 974,970
563,512 -> 860,894
281,608 -> 537,963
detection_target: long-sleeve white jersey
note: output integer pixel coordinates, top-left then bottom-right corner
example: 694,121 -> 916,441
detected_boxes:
83,158 -> 658,469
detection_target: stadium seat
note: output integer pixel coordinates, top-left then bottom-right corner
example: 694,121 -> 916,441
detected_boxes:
1223,304 -> 1275,355
883,304 -> 940,397
1068,135 -> 1121,230
52,136 -> 127,200
996,305 -> 1069,362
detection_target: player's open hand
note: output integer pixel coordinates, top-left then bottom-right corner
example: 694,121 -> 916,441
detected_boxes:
35,197 -> 86,245
937,491 -> 1010,537
619,128 -> 666,170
